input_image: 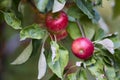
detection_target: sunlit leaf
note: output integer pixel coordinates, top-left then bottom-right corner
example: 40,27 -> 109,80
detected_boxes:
50,41 -> 59,64
52,0 -> 66,13
67,22 -> 95,40
11,41 -> 33,65
34,0 -> 49,13
20,24 -> 47,40
67,22 -> 81,40
98,39 -> 114,54
47,43 -> 69,79
38,47 -> 47,79
3,11 -> 22,30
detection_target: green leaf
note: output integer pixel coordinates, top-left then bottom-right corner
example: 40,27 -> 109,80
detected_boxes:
94,0 -> 102,6
3,11 -> 22,30
58,0 -> 66,3
20,24 -> 47,40
31,39 -> 41,56
18,1 -> 25,15
109,36 -> 120,49
97,39 -> 114,54
83,23 -> 95,40
11,41 -> 33,65
46,0 -> 54,12
75,0 -> 100,23
67,5 -> 84,19
47,42 -> 69,79
67,68 -> 96,80
52,0 -> 66,13
34,0 -> 49,13
78,68 -> 87,80
67,22 -> 81,40
50,41 -> 60,63
85,69 -> 96,80
85,58 -> 96,66
38,47 -> 47,79
95,28 -> 106,40
0,0 -> 12,10
88,60 -> 107,80
67,73 -> 77,80
104,66 -> 116,80
67,22 -> 95,40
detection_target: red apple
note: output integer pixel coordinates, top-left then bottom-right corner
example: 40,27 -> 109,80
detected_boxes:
45,11 -> 68,33
51,29 -> 68,41
71,38 -> 94,60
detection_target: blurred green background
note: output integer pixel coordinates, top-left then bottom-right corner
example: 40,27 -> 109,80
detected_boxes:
0,0 -> 120,80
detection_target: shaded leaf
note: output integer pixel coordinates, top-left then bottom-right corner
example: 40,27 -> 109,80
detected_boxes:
52,0 -> 66,13
75,0 -> 100,23
20,24 -> 47,40
3,11 -> 22,29
38,47 -> 47,79
88,60 -> 107,80
67,5 -> 84,19
11,41 -> 33,65
104,66 -> 116,80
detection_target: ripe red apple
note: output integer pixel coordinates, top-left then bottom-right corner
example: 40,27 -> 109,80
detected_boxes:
51,29 -> 68,41
45,11 -> 68,33
71,38 -> 94,60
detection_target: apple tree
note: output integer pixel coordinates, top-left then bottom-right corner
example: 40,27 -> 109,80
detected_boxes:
0,0 -> 120,80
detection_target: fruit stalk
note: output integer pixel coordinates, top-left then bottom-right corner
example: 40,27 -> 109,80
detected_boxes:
76,19 -> 86,37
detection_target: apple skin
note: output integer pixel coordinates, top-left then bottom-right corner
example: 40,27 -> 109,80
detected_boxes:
71,38 -> 94,60
45,11 -> 68,33
51,29 -> 68,41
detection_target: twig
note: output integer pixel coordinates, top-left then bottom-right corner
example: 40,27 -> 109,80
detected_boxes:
76,19 -> 86,37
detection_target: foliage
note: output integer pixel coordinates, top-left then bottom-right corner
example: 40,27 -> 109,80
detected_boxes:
1,0 -> 120,80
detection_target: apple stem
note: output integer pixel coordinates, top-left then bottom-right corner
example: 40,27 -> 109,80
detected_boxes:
76,19 -> 86,37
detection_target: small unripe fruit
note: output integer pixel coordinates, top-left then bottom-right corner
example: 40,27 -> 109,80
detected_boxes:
71,37 -> 94,60
45,11 -> 68,33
